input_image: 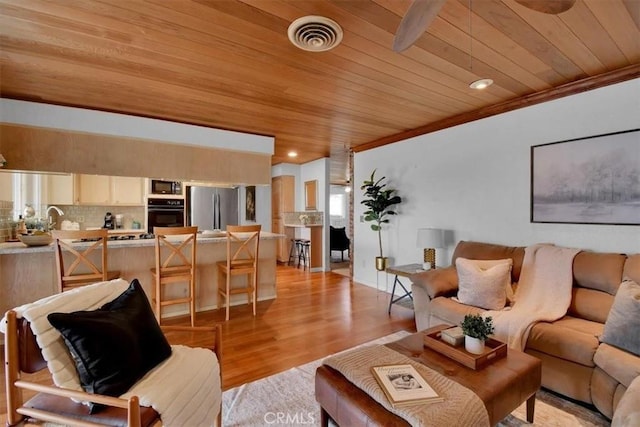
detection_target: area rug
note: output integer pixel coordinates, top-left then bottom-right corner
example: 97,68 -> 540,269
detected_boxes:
222,331 -> 610,426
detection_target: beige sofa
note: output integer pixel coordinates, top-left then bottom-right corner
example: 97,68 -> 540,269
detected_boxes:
410,240 -> 640,421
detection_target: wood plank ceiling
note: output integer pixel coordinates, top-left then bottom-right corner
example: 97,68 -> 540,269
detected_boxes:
1,0 -> 639,184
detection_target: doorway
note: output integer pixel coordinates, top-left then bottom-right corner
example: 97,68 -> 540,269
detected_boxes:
329,185 -> 350,276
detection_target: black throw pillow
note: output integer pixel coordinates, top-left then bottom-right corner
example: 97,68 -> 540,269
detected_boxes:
48,279 -> 171,412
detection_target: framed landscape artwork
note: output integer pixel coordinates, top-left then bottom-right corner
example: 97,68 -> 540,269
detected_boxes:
531,129 -> 640,225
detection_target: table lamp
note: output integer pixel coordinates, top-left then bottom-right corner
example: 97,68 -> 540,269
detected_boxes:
416,228 -> 444,270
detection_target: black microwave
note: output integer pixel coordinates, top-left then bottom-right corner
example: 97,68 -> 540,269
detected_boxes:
150,179 -> 182,195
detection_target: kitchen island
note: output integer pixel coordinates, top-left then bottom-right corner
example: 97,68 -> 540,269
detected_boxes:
0,232 -> 283,319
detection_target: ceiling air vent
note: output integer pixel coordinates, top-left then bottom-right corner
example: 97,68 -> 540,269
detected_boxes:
288,16 -> 343,52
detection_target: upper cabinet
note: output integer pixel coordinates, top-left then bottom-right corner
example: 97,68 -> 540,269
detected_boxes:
0,173 -> 13,201
46,174 -> 75,205
272,175 -> 295,217
305,180 -> 317,211
76,174 -> 110,205
111,176 -> 144,205
75,174 -> 144,206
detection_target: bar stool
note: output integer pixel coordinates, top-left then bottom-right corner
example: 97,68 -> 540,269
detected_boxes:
288,238 -> 301,266
217,224 -> 261,321
150,226 -> 198,326
52,229 -> 121,293
298,239 -> 311,270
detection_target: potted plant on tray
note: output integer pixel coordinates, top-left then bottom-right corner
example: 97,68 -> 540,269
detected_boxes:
460,314 -> 494,354
360,169 -> 402,271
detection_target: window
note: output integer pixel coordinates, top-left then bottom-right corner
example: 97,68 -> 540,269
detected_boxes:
330,194 -> 344,217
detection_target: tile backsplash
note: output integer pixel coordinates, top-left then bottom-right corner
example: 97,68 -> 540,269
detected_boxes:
283,211 -> 324,225
51,205 -> 145,230
0,200 -> 14,242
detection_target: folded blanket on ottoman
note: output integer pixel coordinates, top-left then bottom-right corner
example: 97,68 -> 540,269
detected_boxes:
323,344 -> 489,427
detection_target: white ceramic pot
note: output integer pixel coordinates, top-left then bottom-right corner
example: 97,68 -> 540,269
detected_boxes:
465,335 -> 485,354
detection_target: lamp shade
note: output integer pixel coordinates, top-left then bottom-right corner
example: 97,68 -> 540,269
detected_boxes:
416,228 -> 444,248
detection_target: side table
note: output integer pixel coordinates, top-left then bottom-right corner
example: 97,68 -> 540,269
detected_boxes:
385,263 -> 424,314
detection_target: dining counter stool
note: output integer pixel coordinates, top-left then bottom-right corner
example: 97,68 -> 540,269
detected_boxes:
52,229 -> 121,293
217,225 -> 261,321
298,239 -> 311,270
150,226 -> 198,326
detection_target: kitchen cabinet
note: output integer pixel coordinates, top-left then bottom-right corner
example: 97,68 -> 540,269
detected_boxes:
272,175 -> 294,262
111,176 -> 144,205
75,175 -> 144,206
46,174 -> 75,205
0,173 -> 13,201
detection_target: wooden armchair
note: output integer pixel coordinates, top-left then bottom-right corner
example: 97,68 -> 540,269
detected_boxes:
3,280 -> 222,427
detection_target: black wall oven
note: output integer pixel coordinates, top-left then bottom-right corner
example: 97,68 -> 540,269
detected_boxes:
147,198 -> 185,233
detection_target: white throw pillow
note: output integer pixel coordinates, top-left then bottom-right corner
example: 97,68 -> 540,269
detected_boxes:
455,258 -> 513,310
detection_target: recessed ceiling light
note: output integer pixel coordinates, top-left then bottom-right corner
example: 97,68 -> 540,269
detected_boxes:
287,151 -> 298,158
344,186 -> 351,193
469,78 -> 493,90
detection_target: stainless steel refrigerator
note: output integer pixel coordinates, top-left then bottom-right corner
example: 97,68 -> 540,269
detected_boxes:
186,186 -> 239,230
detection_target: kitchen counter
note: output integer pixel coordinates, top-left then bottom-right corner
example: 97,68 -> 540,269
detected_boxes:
0,232 -> 285,319
0,232 -> 282,255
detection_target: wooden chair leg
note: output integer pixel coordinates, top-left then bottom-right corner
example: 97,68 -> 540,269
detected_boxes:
217,268 -> 222,305
190,276 -> 196,327
252,272 -> 257,316
5,311 -> 25,426
154,276 -> 162,325
225,273 -> 230,321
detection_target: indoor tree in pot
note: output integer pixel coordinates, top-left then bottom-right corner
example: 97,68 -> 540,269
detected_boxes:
360,169 -> 402,271
460,314 -> 494,354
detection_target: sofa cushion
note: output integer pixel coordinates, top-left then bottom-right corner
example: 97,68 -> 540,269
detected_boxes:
611,375 -> 640,427
623,254 -> 640,283
429,297 -> 484,328
601,280 -> 640,357
526,316 -> 602,367
594,343 -> 640,388
456,257 -> 512,310
568,287 -> 614,324
47,279 -> 172,411
573,252 -> 625,295
451,241 -> 525,283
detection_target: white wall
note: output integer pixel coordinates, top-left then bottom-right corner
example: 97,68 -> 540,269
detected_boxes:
353,78 -> 640,289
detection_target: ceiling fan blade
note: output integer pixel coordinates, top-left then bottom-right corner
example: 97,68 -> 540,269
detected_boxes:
393,0 -> 447,53
514,0 -> 576,14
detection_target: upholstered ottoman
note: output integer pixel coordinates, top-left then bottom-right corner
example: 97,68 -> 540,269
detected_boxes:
315,327 -> 541,427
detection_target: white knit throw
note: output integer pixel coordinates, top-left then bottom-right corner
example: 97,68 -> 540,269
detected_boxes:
484,244 -> 581,350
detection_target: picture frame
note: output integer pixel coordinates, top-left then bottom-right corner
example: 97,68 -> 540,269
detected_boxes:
245,186 -> 256,222
530,129 -> 640,225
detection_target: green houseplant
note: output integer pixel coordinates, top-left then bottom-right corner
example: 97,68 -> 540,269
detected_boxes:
360,169 -> 402,271
460,314 -> 494,354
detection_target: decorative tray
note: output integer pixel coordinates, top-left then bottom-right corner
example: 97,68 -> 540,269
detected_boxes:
423,327 -> 507,370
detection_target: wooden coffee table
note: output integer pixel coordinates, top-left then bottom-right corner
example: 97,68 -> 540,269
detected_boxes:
315,325 -> 542,426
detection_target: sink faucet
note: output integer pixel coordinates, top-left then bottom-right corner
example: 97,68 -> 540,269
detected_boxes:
46,205 -> 64,229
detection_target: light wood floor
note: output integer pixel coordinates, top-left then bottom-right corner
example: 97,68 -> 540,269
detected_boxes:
1,264 -> 416,422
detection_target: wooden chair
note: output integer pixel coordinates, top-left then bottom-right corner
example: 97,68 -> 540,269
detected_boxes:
217,225 -> 261,321
52,229 -> 121,293
4,306 -> 222,427
150,226 -> 198,327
